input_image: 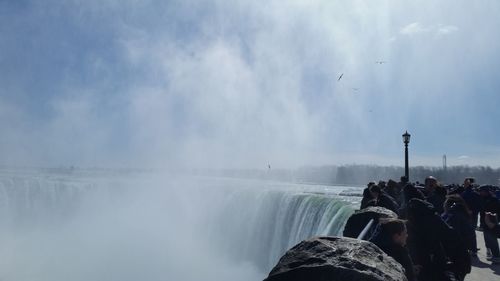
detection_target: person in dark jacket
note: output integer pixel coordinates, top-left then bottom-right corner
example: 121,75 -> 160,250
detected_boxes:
399,183 -> 426,219
442,195 -> 476,257
485,212 -> 500,238
406,198 -> 470,281
386,179 -> 402,206
369,219 -> 416,281
478,185 -> 500,263
361,184 -> 376,210
424,176 -> 446,215
369,184 -> 399,214
461,178 -> 481,229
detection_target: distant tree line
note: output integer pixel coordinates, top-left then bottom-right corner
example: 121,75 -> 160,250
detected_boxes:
213,165 -> 500,186
297,165 -> 500,186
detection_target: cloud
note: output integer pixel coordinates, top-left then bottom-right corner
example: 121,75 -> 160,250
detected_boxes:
400,22 -> 459,36
1,0 -> 500,168
437,25 -> 459,35
458,155 -> 470,160
400,22 -> 430,35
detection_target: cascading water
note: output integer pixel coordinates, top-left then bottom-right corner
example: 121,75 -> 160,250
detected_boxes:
204,188 -> 355,272
0,168 -> 359,281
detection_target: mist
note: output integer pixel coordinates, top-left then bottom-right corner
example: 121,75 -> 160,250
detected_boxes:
0,173 -> 264,280
0,169 -> 355,280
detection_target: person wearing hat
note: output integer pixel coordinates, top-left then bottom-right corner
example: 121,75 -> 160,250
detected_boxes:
479,185 -> 500,263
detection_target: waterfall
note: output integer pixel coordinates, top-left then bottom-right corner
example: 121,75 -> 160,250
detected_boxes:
0,169 -> 358,281
203,189 -> 355,272
0,173 -> 92,228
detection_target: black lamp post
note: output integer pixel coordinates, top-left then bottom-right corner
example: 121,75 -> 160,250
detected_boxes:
402,131 -> 411,182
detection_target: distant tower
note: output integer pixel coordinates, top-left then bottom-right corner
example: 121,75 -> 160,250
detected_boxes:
443,154 -> 447,170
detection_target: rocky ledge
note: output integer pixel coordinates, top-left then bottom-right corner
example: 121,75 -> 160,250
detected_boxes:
264,236 -> 406,281
343,206 -> 398,239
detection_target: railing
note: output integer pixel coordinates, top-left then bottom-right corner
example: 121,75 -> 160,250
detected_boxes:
356,218 -> 375,240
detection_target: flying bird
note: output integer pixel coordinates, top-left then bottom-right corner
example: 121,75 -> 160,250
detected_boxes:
352,88 -> 360,91
337,73 -> 344,81
375,61 -> 387,64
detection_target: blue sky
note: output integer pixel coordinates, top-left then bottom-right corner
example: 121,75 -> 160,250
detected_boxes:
1,0 -> 500,168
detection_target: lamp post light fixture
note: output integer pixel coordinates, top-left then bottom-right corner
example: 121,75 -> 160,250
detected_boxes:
402,131 -> 411,182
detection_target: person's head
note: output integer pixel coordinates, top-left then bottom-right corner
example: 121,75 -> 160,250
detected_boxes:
479,185 -> 491,197
403,183 -> 425,203
463,178 -> 472,188
369,184 -> 381,199
362,187 -> 373,200
400,176 -> 408,183
443,194 -> 470,215
447,185 -> 461,195
379,219 -> 408,246
378,181 -> 386,189
407,198 -> 436,222
387,179 -> 398,189
425,176 -> 438,191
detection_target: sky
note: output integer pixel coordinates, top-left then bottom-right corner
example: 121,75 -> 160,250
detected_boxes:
1,0 -> 500,169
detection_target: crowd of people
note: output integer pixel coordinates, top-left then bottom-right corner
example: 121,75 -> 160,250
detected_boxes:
360,176 -> 500,281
